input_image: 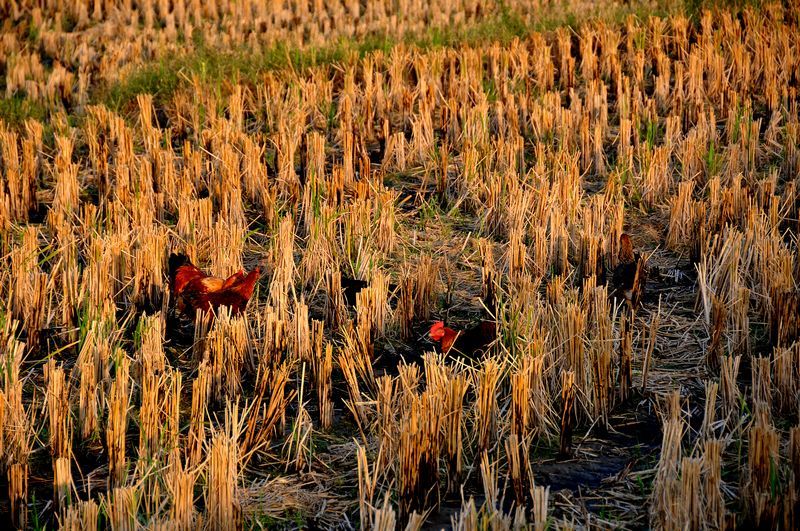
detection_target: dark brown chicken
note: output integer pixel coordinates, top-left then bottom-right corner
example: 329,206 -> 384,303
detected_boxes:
611,233 -> 647,308
341,276 -> 369,306
340,275 -> 398,307
169,254 -> 261,318
429,320 -> 497,358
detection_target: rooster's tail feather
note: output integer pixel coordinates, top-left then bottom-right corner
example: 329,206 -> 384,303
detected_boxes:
168,253 -> 190,280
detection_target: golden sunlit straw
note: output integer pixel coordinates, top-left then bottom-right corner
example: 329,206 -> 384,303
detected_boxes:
0,2 -> 797,527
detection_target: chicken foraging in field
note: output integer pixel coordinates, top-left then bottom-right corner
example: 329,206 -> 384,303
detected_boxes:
611,233 -> 647,309
341,276 -> 369,307
340,274 -> 398,307
168,254 -> 261,319
429,320 -> 497,358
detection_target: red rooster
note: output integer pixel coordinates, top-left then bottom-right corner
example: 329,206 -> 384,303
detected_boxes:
429,320 -> 497,358
169,254 -> 261,319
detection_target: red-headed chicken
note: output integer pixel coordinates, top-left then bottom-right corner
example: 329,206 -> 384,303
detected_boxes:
169,254 -> 261,319
429,320 -> 497,358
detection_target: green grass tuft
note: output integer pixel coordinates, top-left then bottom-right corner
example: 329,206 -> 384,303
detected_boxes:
98,1 -> 687,112
0,95 -> 48,127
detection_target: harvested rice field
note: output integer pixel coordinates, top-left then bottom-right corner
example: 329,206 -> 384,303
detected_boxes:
0,0 -> 799,528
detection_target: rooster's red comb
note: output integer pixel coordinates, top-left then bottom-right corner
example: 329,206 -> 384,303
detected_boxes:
430,321 -> 445,334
